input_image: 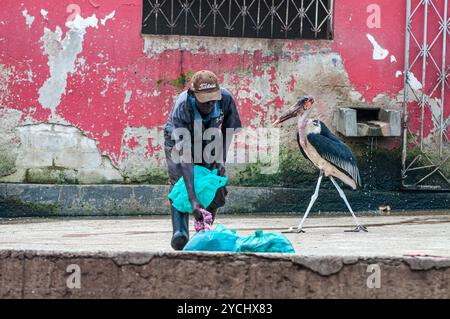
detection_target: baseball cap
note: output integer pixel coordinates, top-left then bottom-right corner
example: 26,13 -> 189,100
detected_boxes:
190,70 -> 222,103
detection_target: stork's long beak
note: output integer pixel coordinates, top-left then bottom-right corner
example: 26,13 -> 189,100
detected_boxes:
272,97 -> 315,126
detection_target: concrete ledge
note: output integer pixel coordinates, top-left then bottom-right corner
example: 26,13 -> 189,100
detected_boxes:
0,250 -> 449,298
0,183 -> 450,217
0,183 -> 449,217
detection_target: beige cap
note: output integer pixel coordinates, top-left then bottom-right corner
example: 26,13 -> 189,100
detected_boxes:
190,70 -> 222,103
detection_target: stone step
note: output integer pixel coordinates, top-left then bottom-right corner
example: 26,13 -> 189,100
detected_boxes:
0,183 -> 449,217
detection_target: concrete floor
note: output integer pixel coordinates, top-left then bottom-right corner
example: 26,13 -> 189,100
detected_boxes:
0,214 -> 449,257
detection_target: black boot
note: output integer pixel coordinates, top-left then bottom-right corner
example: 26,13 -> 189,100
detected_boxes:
170,206 -> 189,250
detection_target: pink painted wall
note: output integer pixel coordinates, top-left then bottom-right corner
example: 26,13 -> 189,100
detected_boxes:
0,0 -> 446,175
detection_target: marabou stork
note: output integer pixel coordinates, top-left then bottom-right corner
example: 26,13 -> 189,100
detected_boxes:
273,96 -> 368,233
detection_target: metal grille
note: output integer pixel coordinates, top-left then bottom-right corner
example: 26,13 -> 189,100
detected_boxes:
402,0 -> 450,190
142,0 -> 333,39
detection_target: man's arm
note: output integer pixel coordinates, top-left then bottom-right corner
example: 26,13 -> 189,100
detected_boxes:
180,163 -> 203,220
171,95 -> 204,220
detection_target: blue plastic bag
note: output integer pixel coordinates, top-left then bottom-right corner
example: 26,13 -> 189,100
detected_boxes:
183,224 -> 295,253
168,165 -> 228,213
183,224 -> 239,252
237,230 -> 296,253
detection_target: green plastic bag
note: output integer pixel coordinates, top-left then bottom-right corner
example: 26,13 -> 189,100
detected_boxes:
168,165 -> 228,213
183,224 -> 296,253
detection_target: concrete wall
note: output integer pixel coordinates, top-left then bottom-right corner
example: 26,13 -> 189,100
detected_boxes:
1,183 -> 450,217
0,0 -> 448,187
1,250 -> 449,298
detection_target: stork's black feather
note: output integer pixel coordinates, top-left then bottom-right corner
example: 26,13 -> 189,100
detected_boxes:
307,121 -> 362,186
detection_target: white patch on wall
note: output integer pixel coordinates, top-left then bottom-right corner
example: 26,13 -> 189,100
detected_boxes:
38,14 -> 98,116
22,9 -> 35,28
395,71 -> 403,78
390,55 -> 397,63
123,90 -> 132,113
119,126 -> 167,173
101,75 -> 116,96
41,9 -> 48,20
1,123 -> 124,183
101,11 -> 116,26
27,69 -> 33,82
366,34 -> 389,60
408,72 -> 422,90
429,98 -> 442,129
65,14 -> 98,30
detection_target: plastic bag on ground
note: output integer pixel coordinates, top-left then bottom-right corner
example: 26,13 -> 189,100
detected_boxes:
183,224 -> 239,252
183,224 -> 295,253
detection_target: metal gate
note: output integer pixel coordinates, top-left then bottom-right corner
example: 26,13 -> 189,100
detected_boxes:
402,0 -> 450,190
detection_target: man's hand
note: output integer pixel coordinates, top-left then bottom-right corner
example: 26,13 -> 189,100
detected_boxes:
190,197 -> 204,220
214,162 -> 226,177
179,163 -> 204,219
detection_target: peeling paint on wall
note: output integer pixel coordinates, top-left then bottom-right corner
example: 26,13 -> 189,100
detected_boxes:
0,108 -> 22,177
0,64 -> 12,105
0,123 -> 123,184
408,72 -> 423,91
22,9 -> 35,28
0,0 -> 446,185
123,90 -> 132,113
38,14 -> 99,115
101,75 -> 115,96
366,34 -> 389,60
119,126 -> 167,182
101,11 -> 115,26
40,9 -> 48,20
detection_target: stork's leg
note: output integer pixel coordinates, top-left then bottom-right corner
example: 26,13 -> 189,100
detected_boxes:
284,172 -> 323,233
329,176 -> 368,232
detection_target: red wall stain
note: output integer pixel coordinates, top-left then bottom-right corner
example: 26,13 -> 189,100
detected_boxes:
0,0 -> 447,166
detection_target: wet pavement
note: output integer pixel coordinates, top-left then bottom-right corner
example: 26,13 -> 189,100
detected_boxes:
1,213 -> 449,257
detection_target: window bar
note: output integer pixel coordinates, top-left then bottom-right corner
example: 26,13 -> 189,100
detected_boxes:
198,0 -> 202,35
154,0 -> 159,33
143,0 -> 150,27
440,0 -> 448,158
300,0 -> 304,37
228,0 -> 232,36
402,0 -> 411,175
144,0 -> 333,40
256,0 -> 261,37
316,0 -> 331,38
170,0 -> 174,34
328,0 -> 333,39
270,0 -> 275,38
420,0 -> 429,152
213,0 -> 217,35
184,0 -> 188,34
284,0 -> 289,38
242,0 -> 246,37
314,0 -> 319,38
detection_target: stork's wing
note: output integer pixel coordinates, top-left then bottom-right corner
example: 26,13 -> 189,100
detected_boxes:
317,121 -> 342,143
307,123 -> 361,186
